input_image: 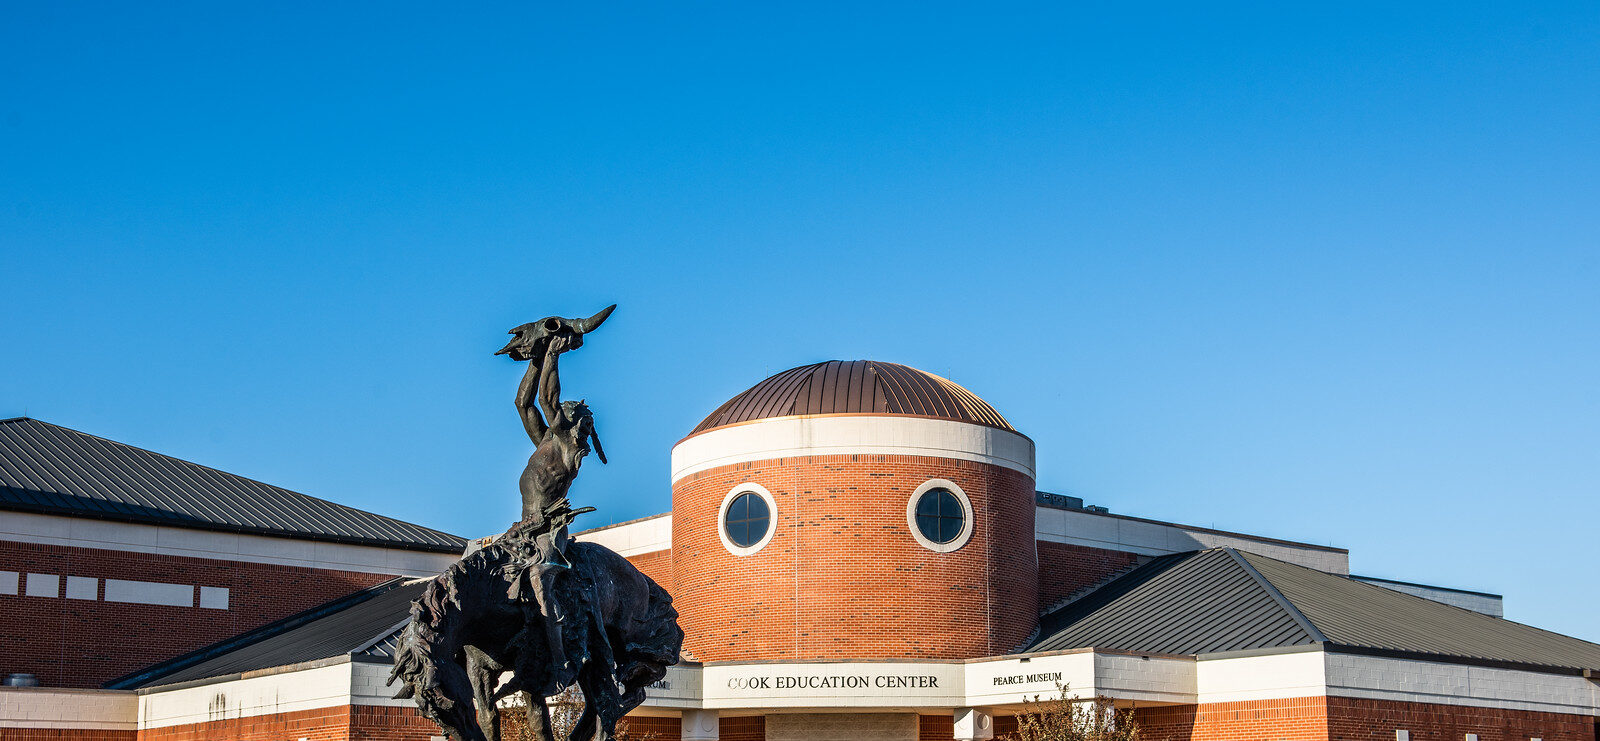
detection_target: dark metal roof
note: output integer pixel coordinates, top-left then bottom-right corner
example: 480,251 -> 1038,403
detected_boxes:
1242,551 -> 1600,672
1031,549 -> 1318,655
0,418 -> 463,552
688,360 -> 1015,436
110,578 -> 426,689
1032,547 -> 1600,674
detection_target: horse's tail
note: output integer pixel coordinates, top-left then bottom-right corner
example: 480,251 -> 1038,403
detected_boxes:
388,565 -> 489,741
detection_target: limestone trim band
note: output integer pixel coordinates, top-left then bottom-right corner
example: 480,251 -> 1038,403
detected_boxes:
135,659 -> 410,729
0,687 -> 138,731
70,650 -> 1600,729
636,650 -> 1600,716
671,416 -> 1037,483
3,511 -> 460,577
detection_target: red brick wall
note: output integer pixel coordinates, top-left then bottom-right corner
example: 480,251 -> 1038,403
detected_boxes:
133,704 -> 441,741
0,731 -> 136,741
1122,696 -> 1598,741
672,454 -> 1037,661
496,706 -> 679,741
1036,541 -> 1141,609
919,714 -> 953,740
627,549 -> 676,597
347,704 -> 444,741
719,715 -> 765,741
1132,697 -> 1329,741
0,539 -> 399,688
1325,696 -> 1596,741
620,714 -> 682,741
135,705 -> 350,741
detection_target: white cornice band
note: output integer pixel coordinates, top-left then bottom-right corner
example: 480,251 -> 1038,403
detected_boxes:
670,416 -> 1036,483
1,511 -> 458,577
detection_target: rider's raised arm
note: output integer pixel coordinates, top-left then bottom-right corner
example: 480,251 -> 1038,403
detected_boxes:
538,335 -> 566,428
516,357 -> 547,442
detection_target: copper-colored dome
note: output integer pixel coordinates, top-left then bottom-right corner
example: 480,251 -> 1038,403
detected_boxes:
689,360 -> 1015,436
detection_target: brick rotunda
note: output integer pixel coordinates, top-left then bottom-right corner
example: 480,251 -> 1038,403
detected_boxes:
669,360 -> 1040,662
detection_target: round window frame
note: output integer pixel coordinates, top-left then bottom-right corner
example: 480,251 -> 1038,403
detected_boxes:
906,478 -> 975,553
718,483 -> 777,556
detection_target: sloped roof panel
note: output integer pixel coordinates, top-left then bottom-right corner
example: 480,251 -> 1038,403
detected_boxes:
1030,549 -> 1317,655
0,417 -> 463,552
114,578 -> 426,689
1242,551 -> 1600,672
1033,546 -> 1600,674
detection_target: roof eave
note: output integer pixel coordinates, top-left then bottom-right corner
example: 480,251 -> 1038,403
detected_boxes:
1,501 -> 464,554
1322,642 -> 1600,678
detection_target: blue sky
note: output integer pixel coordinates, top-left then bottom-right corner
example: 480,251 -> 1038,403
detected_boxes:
3,3 -> 1596,640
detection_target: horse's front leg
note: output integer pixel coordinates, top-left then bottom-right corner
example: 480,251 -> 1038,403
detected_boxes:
525,691 -> 556,741
465,647 -> 502,741
576,661 -> 624,741
569,693 -> 598,741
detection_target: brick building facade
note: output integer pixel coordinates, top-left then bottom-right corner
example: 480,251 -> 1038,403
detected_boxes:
4,361 -> 1598,740
0,418 -> 462,738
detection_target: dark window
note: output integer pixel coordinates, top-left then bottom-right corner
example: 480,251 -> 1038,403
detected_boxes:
914,488 -> 965,545
724,492 -> 771,549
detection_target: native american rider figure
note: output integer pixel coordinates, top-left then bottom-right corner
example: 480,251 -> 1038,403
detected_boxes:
390,304 -> 679,741
496,305 -> 614,689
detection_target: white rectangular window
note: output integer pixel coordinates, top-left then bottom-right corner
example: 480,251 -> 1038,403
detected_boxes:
0,571 -> 17,595
66,576 -> 98,600
25,573 -> 59,598
199,586 -> 229,610
1465,735 -> 1478,741
103,579 -> 194,607
1396,732 -> 1410,741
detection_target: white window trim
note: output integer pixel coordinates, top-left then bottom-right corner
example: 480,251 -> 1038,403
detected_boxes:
907,478 -> 975,553
718,483 -> 777,557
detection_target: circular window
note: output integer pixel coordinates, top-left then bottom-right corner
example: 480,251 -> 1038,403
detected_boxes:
906,479 -> 974,553
914,488 -> 964,544
724,492 -> 770,548
718,483 -> 777,556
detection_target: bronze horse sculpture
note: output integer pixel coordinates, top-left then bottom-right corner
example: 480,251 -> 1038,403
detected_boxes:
388,531 -> 681,741
389,305 -> 683,741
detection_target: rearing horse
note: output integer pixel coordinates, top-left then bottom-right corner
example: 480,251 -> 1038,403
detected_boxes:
389,530 -> 682,741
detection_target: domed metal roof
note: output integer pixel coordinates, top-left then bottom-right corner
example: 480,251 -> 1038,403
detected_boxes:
689,360 -> 1015,436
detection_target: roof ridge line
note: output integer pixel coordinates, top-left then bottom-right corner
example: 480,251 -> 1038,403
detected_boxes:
1224,547 -> 1328,644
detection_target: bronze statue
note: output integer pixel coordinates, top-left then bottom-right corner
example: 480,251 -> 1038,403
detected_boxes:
502,307 -> 612,686
390,305 -> 683,741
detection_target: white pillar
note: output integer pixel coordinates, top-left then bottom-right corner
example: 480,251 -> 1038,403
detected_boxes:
953,708 -> 993,741
682,709 -> 720,741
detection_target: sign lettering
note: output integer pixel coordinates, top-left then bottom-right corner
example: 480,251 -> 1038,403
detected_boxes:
725,674 -> 941,691
991,671 -> 1063,687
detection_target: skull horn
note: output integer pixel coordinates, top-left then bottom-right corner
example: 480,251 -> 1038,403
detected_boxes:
495,323 -> 537,356
572,304 -> 616,334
